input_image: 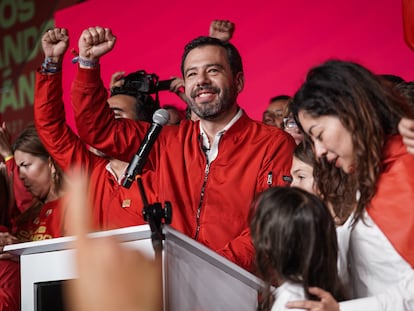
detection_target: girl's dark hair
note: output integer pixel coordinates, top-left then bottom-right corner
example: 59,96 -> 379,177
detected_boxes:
294,142 -> 356,224
290,60 -> 413,223
251,187 -> 346,311
293,141 -> 317,167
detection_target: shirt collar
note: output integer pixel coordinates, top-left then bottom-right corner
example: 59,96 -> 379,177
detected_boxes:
199,108 -> 243,139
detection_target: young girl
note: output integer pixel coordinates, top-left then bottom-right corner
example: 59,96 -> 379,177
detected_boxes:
290,142 -> 355,226
250,186 -> 346,311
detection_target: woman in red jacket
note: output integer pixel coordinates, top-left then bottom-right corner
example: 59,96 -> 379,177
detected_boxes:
0,124 -> 66,311
11,124 -> 66,240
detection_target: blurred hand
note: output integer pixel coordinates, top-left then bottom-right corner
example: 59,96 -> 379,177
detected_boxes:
169,77 -> 189,104
209,20 -> 235,42
109,71 -> 125,89
65,173 -> 162,311
78,26 -> 116,62
0,232 -> 20,262
0,232 -> 19,250
41,27 -> 69,62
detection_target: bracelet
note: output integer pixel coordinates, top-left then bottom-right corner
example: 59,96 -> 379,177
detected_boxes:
77,57 -> 99,68
4,155 -> 13,162
41,57 -> 62,73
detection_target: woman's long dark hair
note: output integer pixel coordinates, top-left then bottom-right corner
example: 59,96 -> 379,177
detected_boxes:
290,60 -> 413,223
251,187 -> 346,311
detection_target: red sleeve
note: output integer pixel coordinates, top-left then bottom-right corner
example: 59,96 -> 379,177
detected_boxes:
0,260 -> 20,311
258,129 -> 295,190
216,130 -> 295,273
216,227 -> 255,272
403,0 -> 414,52
33,70 -> 99,174
71,67 -> 151,163
5,159 -> 33,213
368,137 -> 414,268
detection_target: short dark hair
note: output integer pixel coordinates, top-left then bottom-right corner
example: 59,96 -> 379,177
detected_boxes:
270,94 -> 291,102
395,81 -> 414,107
181,36 -> 243,77
110,71 -> 160,123
379,74 -> 405,86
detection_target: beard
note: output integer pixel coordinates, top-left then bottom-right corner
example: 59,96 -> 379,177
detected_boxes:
187,84 -> 238,120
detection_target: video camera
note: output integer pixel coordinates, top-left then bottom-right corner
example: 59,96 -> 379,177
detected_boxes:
119,70 -> 174,95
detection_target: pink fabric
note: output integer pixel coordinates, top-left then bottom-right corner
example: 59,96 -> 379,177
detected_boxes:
55,0 -> 414,131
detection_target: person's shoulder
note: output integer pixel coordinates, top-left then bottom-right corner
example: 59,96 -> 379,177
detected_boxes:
234,113 -> 295,144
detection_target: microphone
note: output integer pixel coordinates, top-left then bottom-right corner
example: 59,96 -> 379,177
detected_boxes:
122,109 -> 170,188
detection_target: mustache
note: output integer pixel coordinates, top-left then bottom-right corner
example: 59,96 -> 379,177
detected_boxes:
190,85 -> 220,99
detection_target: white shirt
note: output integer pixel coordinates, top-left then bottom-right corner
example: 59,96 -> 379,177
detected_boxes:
271,282 -> 306,311
339,212 -> 414,310
336,214 -> 353,294
199,109 -> 242,163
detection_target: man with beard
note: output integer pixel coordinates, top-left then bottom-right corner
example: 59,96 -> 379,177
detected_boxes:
70,26 -> 295,271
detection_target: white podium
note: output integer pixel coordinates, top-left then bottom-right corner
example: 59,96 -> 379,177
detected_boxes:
163,226 -> 263,311
5,225 -> 263,311
4,225 -> 154,311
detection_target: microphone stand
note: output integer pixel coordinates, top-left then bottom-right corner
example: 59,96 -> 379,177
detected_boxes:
134,173 -> 172,259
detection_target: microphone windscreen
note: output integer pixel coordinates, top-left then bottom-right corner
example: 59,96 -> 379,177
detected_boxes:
153,109 -> 170,125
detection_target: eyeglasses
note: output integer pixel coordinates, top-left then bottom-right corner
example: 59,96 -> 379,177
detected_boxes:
283,117 -> 298,129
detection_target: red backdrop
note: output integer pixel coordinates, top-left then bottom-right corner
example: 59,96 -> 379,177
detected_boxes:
44,0 -> 414,127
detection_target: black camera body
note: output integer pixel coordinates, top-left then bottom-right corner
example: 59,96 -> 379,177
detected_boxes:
122,70 -> 173,94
